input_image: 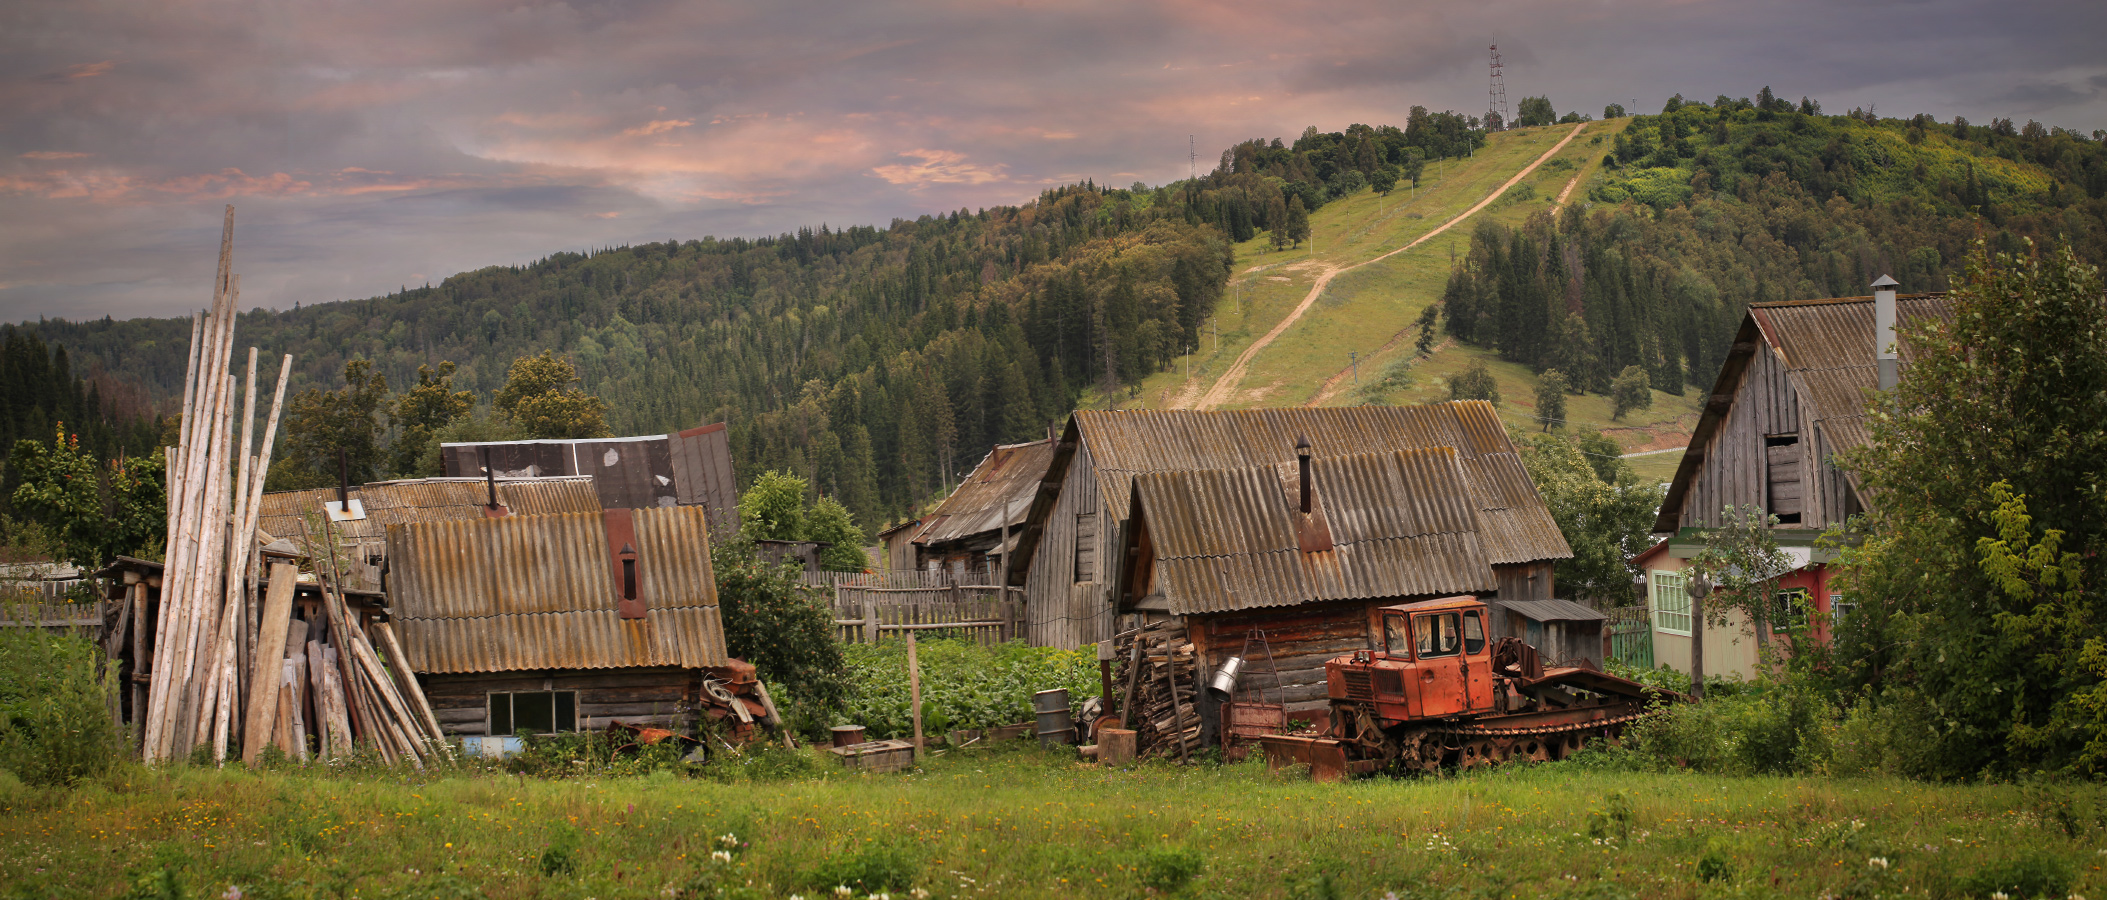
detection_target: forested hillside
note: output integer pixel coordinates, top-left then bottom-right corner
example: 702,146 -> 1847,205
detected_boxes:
1439,92 -> 2107,394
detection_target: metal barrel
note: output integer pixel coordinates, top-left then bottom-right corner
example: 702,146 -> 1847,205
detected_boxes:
1035,708 -> 1075,747
829,725 -> 867,748
1206,656 -> 1246,702
1032,688 -> 1070,714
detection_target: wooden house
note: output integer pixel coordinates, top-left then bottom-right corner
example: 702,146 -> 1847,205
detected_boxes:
384,506 -> 730,737
1113,447 -> 1501,714
1642,279 -> 1951,678
894,439 -> 1055,580
1008,402 -> 1573,651
441,421 -> 740,533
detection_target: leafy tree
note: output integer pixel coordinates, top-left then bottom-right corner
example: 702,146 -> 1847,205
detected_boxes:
710,534 -> 847,731
1534,369 -> 1569,431
273,359 -> 389,490
1448,359 -> 1500,404
1518,430 -> 1665,606
9,425 -> 165,567
1690,504 -> 1796,651
1839,240 -> 2107,777
1573,430 -> 1624,485
1370,166 -> 1401,196
1603,103 -> 1626,119
1283,195 -> 1310,248
1516,96 -> 1556,128
494,351 -> 611,440
1610,365 -> 1652,420
1413,304 -> 1441,356
389,362 -> 475,477
738,469 -> 870,571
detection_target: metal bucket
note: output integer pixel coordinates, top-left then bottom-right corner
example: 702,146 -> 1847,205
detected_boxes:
1206,656 -> 1246,702
1032,689 -> 1070,714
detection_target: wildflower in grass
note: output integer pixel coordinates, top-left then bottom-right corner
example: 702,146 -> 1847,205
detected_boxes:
835,886 -> 854,898
1868,857 -> 1889,870
719,832 -> 741,848
222,888 -> 244,900
1993,893 -> 2010,900
712,850 -> 734,864
911,890 -> 930,900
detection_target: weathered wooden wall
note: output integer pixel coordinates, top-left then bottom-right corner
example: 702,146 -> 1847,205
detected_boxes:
1681,349 -> 1812,528
1491,561 -> 1553,603
1187,599 -> 1382,714
1023,441 -> 1114,650
419,666 -> 696,736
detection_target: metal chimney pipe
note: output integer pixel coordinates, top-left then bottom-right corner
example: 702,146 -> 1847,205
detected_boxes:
1295,435 -> 1313,513
1873,274 -> 1900,391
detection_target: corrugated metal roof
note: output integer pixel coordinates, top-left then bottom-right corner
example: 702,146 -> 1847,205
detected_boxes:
1132,448 -> 1497,615
258,477 -> 602,592
913,440 -> 1057,548
386,506 -> 728,673
440,422 -> 740,533
1753,294 -> 1951,459
1499,598 -> 1605,622
1074,402 -> 1570,565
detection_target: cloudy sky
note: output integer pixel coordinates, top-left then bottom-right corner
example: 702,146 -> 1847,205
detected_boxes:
4,0 -> 2103,321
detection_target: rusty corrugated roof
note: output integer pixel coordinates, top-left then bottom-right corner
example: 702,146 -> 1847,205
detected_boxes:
1131,448 -> 1496,615
1073,402 -> 1570,565
913,439 -> 1057,548
257,477 -> 603,592
386,506 -> 727,674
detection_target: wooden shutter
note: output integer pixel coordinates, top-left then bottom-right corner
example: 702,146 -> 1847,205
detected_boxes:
1766,444 -> 1803,517
1073,512 -> 1097,583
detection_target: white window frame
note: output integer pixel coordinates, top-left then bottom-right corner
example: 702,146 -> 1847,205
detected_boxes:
1650,569 -> 1692,636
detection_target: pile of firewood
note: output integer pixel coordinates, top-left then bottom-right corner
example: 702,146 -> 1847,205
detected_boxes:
1112,620 -> 1203,761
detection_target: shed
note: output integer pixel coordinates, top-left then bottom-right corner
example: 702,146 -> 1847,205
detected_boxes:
1115,447 -> 1498,713
1009,402 -> 1573,650
900,439 -> 1055,580
441,421 -> 740,533
384,506 -> 730,736
1490,599 -> 1605,669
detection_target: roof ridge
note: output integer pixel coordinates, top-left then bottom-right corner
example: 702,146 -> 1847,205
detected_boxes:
1751,291 -> 1946,309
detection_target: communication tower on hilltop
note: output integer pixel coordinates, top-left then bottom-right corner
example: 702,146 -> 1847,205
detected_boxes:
1488,42 -> 1509,130
1190,134 -> 1197,181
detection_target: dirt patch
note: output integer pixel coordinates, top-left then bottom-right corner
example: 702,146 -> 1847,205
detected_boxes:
1265,276 -> 1290,282
1242,380 -> 1287,404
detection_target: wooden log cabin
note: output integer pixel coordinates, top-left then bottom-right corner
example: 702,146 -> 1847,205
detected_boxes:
383,506 -> 730,738
1642,280 -> 1952,678
891,438 -> 1055,579
1112,446 -> 1503,716
1006,402 -> 1573,651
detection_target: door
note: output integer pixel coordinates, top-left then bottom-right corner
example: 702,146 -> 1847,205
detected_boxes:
1412,611 -> 1469,717
1460,610 -> 1492,712
1378,612 -> 1417,714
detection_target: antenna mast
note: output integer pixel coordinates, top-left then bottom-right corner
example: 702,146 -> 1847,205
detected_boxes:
1488,42 -> 1508,130
1190,134 -> 1196,181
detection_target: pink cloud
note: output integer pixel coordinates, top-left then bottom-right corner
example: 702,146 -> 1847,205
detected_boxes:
621,119 -> 693,137
870,149 -> 1008,187
20,151 -> 89,160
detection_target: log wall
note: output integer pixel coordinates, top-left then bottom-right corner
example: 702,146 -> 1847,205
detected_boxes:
418,666 -> 697,736
1023,441 -> 1114,649
1187,600 -> 1384,714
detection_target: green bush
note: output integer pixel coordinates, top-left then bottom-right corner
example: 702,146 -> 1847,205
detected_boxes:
0,619 -> 125,786
1622,678 -> 1834,775
1140,846 -> 1203,893
838,639 -> 1098,739
1959,853 -> 2072,899
800,842 -> 919,894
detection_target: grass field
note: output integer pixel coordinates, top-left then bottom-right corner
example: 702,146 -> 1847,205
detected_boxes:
3,744 -> 2094,900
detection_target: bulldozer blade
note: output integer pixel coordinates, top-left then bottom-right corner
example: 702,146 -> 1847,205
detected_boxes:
1259,734 -> 1355,782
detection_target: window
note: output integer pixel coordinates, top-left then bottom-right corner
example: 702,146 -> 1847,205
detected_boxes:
489,691 -> 578,736
1650,570 -> 1691,636
1073,512 -> 1097,583
1383,614 -> 1409,656
1772,588 -> 1809,633
1831,594 -> 1856,622
1462,611 -> 1486,655
1415,613 -> 1462,659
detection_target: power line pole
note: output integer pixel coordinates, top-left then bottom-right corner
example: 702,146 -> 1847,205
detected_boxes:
1190,135 -> 1196,182
1351,350 -> 1358,385
1488,42 -> 1508,130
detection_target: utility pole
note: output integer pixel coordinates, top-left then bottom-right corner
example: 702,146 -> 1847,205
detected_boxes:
1351,350 -> 1358,385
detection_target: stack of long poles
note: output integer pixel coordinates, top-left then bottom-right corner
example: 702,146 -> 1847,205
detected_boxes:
141,205 -> 296,764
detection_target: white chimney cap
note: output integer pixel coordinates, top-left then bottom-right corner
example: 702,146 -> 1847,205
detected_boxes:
1871,274 -> 1900,289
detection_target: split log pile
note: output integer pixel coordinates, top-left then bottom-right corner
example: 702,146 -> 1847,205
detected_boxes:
1112,620 -> 1203,761
139,205 -> 447,768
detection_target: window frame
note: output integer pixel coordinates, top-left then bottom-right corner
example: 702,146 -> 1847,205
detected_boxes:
1650,569 -> 1692,636
1414,612 -> 1463,659
487,690 -> 580,737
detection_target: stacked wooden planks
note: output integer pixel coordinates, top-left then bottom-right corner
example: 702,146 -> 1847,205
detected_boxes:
1113,620 -> 1203,761
139,206 -> 448,767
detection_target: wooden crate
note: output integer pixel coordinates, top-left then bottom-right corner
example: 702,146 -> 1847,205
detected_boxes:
829,739 -> 915,773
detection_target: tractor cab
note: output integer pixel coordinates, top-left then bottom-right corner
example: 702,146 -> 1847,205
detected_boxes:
1329,596 -> 1496,721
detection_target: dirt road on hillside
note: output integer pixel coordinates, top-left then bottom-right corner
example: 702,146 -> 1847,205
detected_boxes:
1187,122 -> 1587,411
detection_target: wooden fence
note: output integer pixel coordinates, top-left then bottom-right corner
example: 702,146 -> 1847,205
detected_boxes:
824,579 -> 1024,646
0,598 -> 113,631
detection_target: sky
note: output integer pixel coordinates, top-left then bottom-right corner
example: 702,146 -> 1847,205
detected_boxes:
4,0 -> 2104,322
